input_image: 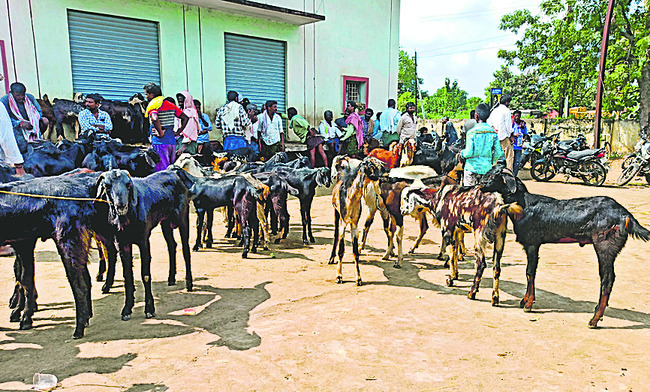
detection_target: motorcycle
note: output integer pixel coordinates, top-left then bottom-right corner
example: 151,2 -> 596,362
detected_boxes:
621,127 -> 648,170
616,138 -> 650,185
519,133 -> 546,169
530,134 -> 608,186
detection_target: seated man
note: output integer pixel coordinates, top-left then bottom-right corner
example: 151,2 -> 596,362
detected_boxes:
78,93 -> 113,138
0,82 -> 47,152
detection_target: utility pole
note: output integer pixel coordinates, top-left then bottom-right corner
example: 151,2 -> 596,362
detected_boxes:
594,0 -> 616,148
414,50 -> 418,116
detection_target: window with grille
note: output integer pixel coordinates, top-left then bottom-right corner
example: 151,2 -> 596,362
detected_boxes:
342,76 -> 369,111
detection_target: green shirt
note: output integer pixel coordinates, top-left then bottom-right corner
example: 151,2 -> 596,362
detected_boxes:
460,122 -> 504,175
289,115 -> 310,143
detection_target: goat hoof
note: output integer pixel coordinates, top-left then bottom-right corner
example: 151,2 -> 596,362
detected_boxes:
101,284 -> 111,294
73,330 -> 85,339
446,277 -> 454,287
192,245 -> 200,252
519,298 -> 526,308
328,258 -> 336,265
96,274 -> 104,282
168,279 -> 176,286
274,239 -> 281,244
468,292 -> 476,300
303,240 -> 310,245
8,292 -> 18,309
19,321 -> 33,330
491,297 -> 499,306
206,242 -> 213,249
186,283 -> 193,292
381,254 -> 390,261
408,249 -> 416,254
588,319 -> 600,329
122,314 -> 131,321
145,312 -> 155,319
356,279 -> 363,286
309,237 -> 316,244
10,312 -> 21,323
392,263 -> 401,269
523,305 -> 533,313
242,251 -> 248,258
335,276 -> 343,284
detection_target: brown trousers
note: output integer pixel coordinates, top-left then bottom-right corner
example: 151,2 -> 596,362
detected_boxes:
500,137 -> 514,171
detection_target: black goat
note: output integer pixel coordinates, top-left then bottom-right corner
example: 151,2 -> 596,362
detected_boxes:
82,140 -> 119,172
56,139 -> 87,167
97,169 -> 193,321
272,166 -> 331,244
235,152 -> 289,174
480,162 -> 650,327
23,141 -> 76,177
0,172 -> 116,338
253,172 -> 299,244
186,173 -> 260,257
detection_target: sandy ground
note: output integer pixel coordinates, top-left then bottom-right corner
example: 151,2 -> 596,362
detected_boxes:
0,166 -> 649,392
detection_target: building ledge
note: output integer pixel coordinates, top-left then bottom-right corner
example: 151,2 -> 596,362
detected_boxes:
171,0 -> 325,25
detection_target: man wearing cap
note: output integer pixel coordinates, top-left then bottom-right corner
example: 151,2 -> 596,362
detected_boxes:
487,94 -> 514,170
396,102 -> 418,144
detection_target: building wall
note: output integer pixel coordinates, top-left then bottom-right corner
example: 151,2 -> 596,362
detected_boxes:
0,0 -> 399,129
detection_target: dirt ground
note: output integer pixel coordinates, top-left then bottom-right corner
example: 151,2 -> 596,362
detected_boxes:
0,166 -> 649,392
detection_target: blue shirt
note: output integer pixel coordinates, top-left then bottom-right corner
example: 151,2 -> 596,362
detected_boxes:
197,112 -> 212,143
379,107 -> 400,134
460,122 -> 504,175
512,121 -> 528,150
372,118 -> 382,140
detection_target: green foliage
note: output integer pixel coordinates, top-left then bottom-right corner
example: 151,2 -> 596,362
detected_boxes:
497,0 -> 649,118
397,91 -> 414,113
398,49 -> 426,97
485,65 -> 552,110
424,78 -> 468,118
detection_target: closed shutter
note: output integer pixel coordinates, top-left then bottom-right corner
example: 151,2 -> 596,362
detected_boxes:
67,10 -> 160,101
225,34 -> 286,113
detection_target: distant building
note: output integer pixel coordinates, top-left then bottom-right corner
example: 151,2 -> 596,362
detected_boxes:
0,0 -> 400,128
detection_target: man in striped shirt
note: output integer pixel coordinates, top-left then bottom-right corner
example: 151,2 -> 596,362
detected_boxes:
144,83 -> 189,171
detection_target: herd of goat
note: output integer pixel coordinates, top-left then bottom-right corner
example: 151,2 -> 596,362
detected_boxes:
1,130 -> 648,340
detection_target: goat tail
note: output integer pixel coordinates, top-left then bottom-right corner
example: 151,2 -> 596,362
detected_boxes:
483,203 -> 514,243
626,215 -> 650,242
506,203 -> 524,222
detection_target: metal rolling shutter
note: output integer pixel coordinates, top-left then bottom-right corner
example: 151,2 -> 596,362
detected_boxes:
225,34 -> 286,113
67,10 -> 160,101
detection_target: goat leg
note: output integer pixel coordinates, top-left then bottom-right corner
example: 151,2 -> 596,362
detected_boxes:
139,239 -> 156,319
468,251 -> 486,300
96,238 -> 107,282
589,247 -> 616,328
352,224 -> 362,286
491,228 -> 506,306
179,212 -> 193,292
329,210 -> 340,265
100,239 -> 118,294
408,212 -> 428,254
161,223 -> 178,286
193,210 -> 205,251
118,242 -> 135,321
335,224 -> 346,283
394,224 -> 404,269
382,217 -> 395,261
521,245 -> 540,311
307,200 -> 316,243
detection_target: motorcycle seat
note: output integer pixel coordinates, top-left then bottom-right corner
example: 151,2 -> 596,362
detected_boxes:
567,149 -> 600,160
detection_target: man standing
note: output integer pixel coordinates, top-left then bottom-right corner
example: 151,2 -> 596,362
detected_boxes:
361,108 -> 375,141
396,102 -> 418,144
442,116 -> 459,145
511,109 -> 528,176
245,103 -> 259,154
195,99 -> 212,155
0,82 -> 46,152
215,90 -> 251,151
0,103 -> 25,175
487,94 -> 514,170
78,94 -> 113,137
144,82 -> 189,171
257,100 -> 284,159
379,98 -> 401,146
460,103 -> 504,186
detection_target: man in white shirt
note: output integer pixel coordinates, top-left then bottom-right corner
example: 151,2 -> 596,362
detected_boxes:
257,100 -> 284,160
0,103 -> 25,175
487,94 -> 514,170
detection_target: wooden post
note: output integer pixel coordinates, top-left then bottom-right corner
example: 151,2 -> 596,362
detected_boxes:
594,0 -> 616,148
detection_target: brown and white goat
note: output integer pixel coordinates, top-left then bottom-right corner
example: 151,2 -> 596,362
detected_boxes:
329,157 -> 385,285
402,184 -> 522,305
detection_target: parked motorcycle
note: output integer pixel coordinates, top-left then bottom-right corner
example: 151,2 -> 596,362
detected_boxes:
519,133 -> 546,169
616,138 -> 650,185
620,127 -> 648,170
530,134 -> 608,186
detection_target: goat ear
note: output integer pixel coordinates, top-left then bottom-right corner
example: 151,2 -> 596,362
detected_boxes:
95,173 -> 107,199
504,173 -> 518,193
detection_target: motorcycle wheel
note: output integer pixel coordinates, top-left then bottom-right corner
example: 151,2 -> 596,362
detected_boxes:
530,161 -> 556,182
621,154 -> 635,170
579,161 -> 607,187
616,161 -> 641,186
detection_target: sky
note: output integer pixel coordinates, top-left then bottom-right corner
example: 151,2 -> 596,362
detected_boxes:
399,0 -> 542,99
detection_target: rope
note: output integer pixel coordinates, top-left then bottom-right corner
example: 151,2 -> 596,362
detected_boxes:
0,189 -> 112,204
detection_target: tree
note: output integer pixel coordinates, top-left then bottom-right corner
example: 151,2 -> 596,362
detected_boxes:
485,65 -> 552,110
398,49 -> 426,97
423,78 -> 475,119
498,0 -> 649,126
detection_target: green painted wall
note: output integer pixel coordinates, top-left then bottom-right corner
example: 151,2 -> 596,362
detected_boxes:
0,0 -> 400,135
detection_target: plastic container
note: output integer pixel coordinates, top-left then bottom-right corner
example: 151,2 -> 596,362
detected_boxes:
33,373 -> 57,391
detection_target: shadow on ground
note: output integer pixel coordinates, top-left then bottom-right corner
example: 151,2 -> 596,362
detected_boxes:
0,280 -> 271,385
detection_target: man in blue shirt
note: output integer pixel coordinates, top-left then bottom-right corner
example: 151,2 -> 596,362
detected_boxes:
78,94 -> 113,138
379,99 -> 400,147
460,103 -> 504,186
511,109 -> 528,176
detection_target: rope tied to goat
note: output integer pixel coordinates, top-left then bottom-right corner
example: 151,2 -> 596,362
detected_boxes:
0,189 -> 112,204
